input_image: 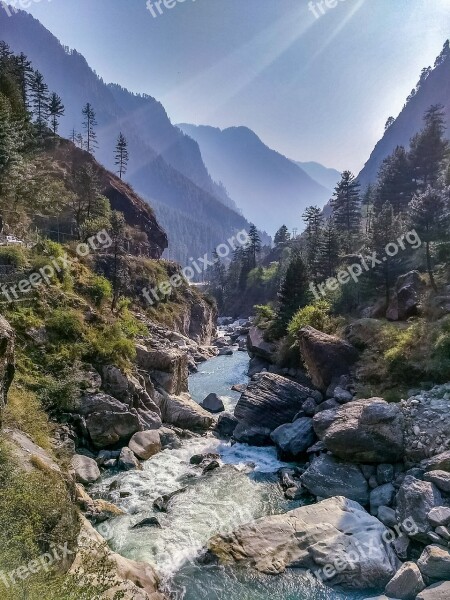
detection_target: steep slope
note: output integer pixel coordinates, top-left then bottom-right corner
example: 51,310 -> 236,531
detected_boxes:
178,124 -> 331,235
0,10 -> 250,264
358,41 -> 450,187
294,161 -> 341,193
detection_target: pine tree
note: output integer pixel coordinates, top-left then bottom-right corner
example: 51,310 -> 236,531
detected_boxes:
318,218 -> 340,279
274,249 -> 310,335
48,92 -> 65,136
247,224 -> 261,269
330,171 -> 361,253
114,132 -> 129,179
76,133 -> 84,149
82,102 -> 98,154
374,146 -> 414,215
30,70 -> 49,135
362,184 -> 375,234
302,205 -> 323,281
369,202 -> 404,305
274,225 -> 290,248
409,186 -> 448,291
410,105 -> 449,189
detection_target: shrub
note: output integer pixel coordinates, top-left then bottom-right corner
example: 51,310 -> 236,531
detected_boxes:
287,301 -> 334,337
45,308 -> 85,342
0,246 -> 27,268
86,275 -> 112,307
253,304 -> 275,329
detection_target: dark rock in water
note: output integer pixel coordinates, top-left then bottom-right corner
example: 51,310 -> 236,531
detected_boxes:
159,427 -> 182,450
234,373 -> 313,433
247,327 -> 276,362
118,447 -> 142,471
202,460 -> 220,474
131,517 -> 161,529
218,348 -> 233,356
297,326 -> 358,391
231,384 -> 247,393
215,412 -> 238,438
248,357 -> 270,377
200,393 -> 225,414
190,453 -> 220,465
301,454 -> 369,505
313,398 -> 405,464
270,418 -> 315,458
232,423 -> 272,446
153,488 -> 187,512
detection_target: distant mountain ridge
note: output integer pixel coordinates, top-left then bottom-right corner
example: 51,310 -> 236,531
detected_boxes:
178,123 -> 332,235
0,9 -> 254,264
358,41 -> 450,187
293,161 -> 341,193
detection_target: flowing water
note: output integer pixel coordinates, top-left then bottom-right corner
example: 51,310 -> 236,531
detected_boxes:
92,349 -> 365,600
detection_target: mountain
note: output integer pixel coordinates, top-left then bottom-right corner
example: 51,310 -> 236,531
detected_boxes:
293,161 -> 341,193
0,10 -> 253,264
178,124 -> 331,235
358,41 -> 450,187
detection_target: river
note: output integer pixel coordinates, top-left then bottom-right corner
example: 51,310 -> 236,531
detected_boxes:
92,350 -> 365,600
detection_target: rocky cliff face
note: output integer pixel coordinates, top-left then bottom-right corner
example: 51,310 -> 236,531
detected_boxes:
0,316 -> 15,426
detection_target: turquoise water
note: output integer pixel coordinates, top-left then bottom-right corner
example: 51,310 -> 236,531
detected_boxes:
94,350 -> 366,600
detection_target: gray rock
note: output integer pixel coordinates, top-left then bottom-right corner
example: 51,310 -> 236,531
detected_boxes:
314,399 -> 339,414
234,373 -> 313,432
157,390 -> 213,431
333,386 -> 353,403
386,270 -> 424,321
71,454 -> 100,484
131,517 -> 161,529
396,476 -> 443,541
300,454 -> 369,504
422,451 -> 450,473
215,412 -> 238,438
270,418 -> 315,458
370,484 -> 395,516
200,393 -> 225,414
418,544 -> 450,580
232,423 -> 272,446
385,561 -> 425,600
424,470 -> 450,493
416,582 -> 450,599
117,447 -> 141,471
153,487 -> 186,512
246,327 -> 276,362
377,464 -> 395,484
378,506 -> 398,528
207,496 -> 399,589
435,526 -> 450,541
247,357 -> 270,377
313,399 -> 405,464
86,410 -> 141,449
76,392 -> 128,416
302,398 -> 317,416
158,427 -> 182,450
129,430 -> 161,461
298,327 -> 358,391
135,344 -> 188,395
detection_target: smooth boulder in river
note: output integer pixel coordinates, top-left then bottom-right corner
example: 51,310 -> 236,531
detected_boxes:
207,496 -> 399,590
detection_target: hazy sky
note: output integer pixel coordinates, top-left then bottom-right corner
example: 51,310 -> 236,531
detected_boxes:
18,0 -> 450,172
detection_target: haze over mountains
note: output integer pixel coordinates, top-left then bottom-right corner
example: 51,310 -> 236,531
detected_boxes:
178,124 -> 334,235
358,41 -> 450,188
1,10 -> 259,263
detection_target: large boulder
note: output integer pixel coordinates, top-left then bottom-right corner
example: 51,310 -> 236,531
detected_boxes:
135,345 -> 188,395
403,386 -> 450,463
234,373 -> 313,432
85,410 -> 141,448
422,451 -> 450,473
416,582 -> 450,599
0,316 -> 15,426
215,412 -> 238,438
76,392 -> 128,416
207,496 -> 399,589
297,326 -> 358,391
384,562 -> 425,600
418,545 -> 450,581
386,270 -> 425,321
313,399 -> 404,463
270,418 -> 315,458
246,327 -> 275,362
71,454 -> 101,484
300,454 -> 369,505
395,476 -> 443,541
156,390 -> 213,432
129,430 -> 161,460
232,423 -> 272,446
